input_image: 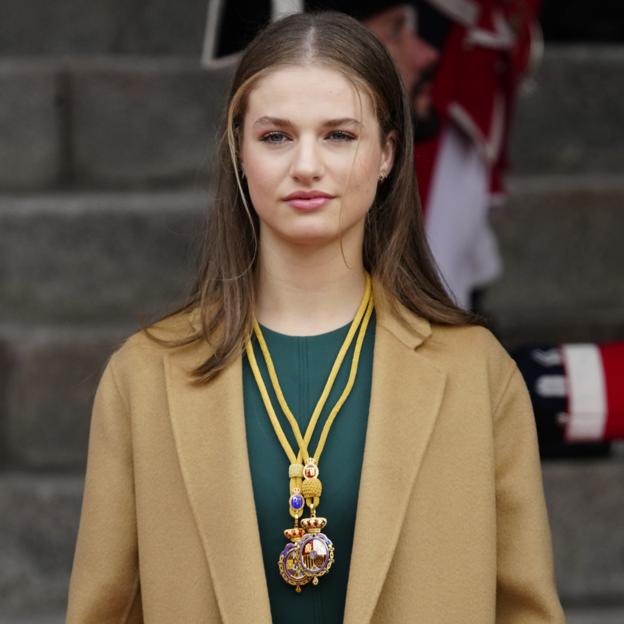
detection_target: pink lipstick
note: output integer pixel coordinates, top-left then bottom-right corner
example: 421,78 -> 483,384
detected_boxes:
283,190 -> 335,211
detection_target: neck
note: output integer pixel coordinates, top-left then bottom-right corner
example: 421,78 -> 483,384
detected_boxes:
255,236 -> 367,336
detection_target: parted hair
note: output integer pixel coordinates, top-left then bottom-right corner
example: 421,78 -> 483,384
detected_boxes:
143,11 -> 480,382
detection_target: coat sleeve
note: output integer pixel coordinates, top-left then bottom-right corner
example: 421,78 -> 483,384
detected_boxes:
66,353 -> 143,623
494,364 -> 566,623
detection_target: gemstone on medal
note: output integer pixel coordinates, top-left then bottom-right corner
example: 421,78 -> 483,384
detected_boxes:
278,542 -> 310,591
298,533 -> 334,578
289,492 -> 304,511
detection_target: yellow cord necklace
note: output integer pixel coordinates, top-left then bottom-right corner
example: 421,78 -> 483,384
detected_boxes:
245,273 -> 374,592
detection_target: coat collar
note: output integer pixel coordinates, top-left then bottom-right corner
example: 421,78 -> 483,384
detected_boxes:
371,277 -> 432,349
164,284 -> 445,623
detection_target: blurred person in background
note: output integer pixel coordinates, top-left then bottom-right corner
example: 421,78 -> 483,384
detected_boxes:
414,0 -> 542,310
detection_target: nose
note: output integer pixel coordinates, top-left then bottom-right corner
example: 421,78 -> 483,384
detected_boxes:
413,36 -> 440,72
290,135 -> 324,183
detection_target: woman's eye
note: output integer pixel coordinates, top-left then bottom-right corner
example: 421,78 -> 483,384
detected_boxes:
327,130 -> 356,142
260,131 -> 290,143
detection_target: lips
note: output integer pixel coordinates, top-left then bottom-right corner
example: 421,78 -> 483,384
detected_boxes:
283,190 -> 335,211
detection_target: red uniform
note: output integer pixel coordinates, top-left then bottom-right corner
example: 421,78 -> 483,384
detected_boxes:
416,0 -> 542,211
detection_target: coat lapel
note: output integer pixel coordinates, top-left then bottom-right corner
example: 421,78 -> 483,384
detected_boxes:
164,340 -> 272,623
342,286 -> 447,624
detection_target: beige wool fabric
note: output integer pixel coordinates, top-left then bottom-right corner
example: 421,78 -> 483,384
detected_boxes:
67,283 -> 565,623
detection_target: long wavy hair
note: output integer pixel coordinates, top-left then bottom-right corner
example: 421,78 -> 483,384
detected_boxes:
143,11 -> 480,382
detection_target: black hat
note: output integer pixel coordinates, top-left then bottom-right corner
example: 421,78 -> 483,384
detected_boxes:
415,1 -> 453,50
202,0 -> 418,67
201,0 -> 459,68
315,1 -> 459,50
306,0 -> 408,21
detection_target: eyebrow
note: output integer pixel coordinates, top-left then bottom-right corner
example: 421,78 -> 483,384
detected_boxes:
252,116 -> 363,128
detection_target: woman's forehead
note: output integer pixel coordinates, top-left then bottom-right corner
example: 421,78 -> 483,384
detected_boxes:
244,65 -> 375,124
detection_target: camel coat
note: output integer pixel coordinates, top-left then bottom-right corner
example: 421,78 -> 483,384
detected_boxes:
66,286 -> 565,623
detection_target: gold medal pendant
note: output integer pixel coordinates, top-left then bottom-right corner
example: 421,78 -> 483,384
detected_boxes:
278,458 -> 334,592
247,274 -> 374,594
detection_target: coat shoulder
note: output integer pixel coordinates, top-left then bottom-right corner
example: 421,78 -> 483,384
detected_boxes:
429,322 -> 511,363
109,308 -> 201,375
425,322 -> 518,399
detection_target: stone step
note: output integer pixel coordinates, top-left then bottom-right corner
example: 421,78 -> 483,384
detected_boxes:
0,473 -> 83,617
511,46 -> 624,176
0,62 -> 63,189
0,324 -> 132,471
0,617 -> 65,624
0,0 -> 207,56
1,47 -> 622,190
0,58 -> 233,190
542,450 -> 624,604
565,608 -> 624,624
482,174 -> 624,348
0,190 -> 206,324
0,458 -> 623,616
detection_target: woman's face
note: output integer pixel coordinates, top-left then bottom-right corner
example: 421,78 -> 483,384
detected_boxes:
240,64 -> 395,250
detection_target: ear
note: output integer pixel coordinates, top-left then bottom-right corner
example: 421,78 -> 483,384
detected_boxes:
380,130 -> 397,179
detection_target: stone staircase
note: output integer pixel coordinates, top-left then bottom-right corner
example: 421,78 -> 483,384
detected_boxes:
0,2 -> 623,619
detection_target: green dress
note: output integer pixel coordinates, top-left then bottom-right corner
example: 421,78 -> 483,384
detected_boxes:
243,314 -> 376,623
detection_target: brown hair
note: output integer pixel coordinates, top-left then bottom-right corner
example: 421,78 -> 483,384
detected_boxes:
143,11 -> 480,382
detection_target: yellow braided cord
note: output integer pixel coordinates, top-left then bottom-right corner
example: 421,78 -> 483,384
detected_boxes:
296,275 -> 372,462
252,273 -> 372,462
313,293 -> 374,461
252,318 -> 309,458
245,339 -> 298,464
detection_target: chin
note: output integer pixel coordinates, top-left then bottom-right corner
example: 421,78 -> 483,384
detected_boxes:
279,228 -> 343,247
271,218 -> 364,250
260,206 -> 368,249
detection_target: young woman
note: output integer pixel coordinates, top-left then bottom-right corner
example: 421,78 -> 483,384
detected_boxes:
67,12 -> 565,624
